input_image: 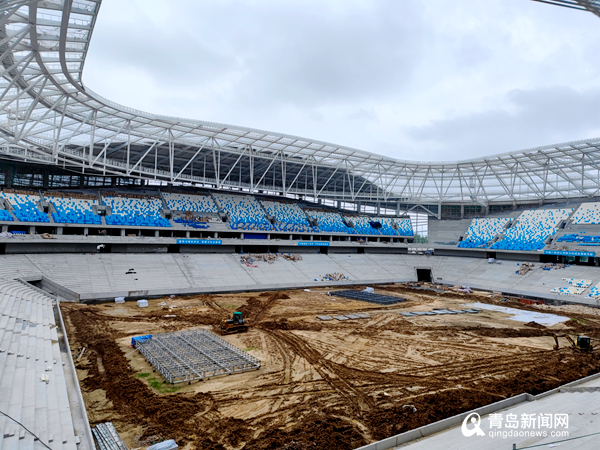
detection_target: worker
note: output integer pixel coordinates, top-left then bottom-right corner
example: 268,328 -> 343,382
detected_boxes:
96,244 -> 105,253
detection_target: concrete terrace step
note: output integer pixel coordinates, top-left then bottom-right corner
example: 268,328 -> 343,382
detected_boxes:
0,281 -> 80,450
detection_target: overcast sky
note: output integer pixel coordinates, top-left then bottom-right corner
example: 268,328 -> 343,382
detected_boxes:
83,0 -> 600,162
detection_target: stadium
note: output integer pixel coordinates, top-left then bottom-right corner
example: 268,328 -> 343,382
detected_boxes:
2,0 -> 600,449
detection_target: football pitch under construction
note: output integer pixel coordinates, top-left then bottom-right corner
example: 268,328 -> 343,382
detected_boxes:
62,285 -> 600,449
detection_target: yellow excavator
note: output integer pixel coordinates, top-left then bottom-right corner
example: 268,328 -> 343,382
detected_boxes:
220,311 -> 249,335
553,334 -> 594,352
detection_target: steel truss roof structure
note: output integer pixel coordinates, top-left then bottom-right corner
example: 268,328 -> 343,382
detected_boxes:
0,0 -> 599,209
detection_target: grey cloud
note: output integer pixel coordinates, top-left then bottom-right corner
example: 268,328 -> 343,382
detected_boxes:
405,86 -> 600,160
348,108 -> 378,121
84,0 -> 600,162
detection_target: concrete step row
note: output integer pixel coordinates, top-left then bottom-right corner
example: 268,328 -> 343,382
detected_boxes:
0,281 -> 78,450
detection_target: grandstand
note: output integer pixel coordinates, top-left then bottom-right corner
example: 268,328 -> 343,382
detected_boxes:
103,195 -> 170,227
349,216 -> 381,236
307,210 -> 357,234
490,208 -> 572,251
46,194 -> 101,225
163,192 -> 219,214
571,202 -> 600,224
1,0 -> 600,449
458,218 -> 511,248
1,192 -> 49,223
214,194 -> 273,231
261,200 -> 318,233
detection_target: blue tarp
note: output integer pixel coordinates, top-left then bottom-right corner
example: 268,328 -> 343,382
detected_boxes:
131,335 -> 152,347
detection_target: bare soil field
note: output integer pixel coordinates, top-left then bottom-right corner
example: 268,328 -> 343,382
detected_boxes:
61,285 -> 600,450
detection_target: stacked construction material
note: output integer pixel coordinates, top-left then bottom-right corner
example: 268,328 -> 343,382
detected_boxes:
321,273 -> 349,281
173,218 -> 210,229
135,329 -> 261,384
92,422 -> 129,450
328,290 -> 406,305
588,282 -> 600,299
557,233 -> 600,244
551,286 -> 587,296
541,263 -> 567,270
550,278 -> 591,296
516,263 -> 535,275
401,309 -> 481,316
562,278 -> 592,288
283,253 -> 302,262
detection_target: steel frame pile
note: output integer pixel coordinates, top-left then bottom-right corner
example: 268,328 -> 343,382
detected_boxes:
92,422 -> 129,450
328,290 -> 406,305
136,329 -> 261,384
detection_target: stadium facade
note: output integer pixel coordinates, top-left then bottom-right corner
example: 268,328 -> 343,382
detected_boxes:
1,0 -> 600,219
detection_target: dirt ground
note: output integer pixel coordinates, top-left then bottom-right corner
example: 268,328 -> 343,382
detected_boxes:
61,285 -> 600,450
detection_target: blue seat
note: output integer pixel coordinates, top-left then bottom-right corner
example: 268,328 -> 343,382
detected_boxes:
47,196 -> 101,224
458,218 -> 510,248
0,192 -> 49,223
307,210 -> 356,234
0,210 -> 14,221
103,196 -> 171,227
490,209 -> 571,251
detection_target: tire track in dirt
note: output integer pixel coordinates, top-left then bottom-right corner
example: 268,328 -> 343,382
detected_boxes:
267,329 -> 375,415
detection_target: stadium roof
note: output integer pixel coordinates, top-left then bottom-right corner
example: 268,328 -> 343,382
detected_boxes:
1,0 -> 600,207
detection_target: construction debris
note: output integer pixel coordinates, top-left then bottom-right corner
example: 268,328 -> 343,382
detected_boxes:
321,272 -> 349,281
92,422 -> 129,450
249,253 -> 279,263
240,253 -> 303,266
516,262 -> 535,275
76,347 -> 86,362
240,255 -> 259,267
541,263 -> 567,270
41,233 -> 54,239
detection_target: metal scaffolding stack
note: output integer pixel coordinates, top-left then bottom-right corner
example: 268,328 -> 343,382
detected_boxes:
328,290 -> 406,305
136,329 -> 261,384
92,422 -> 129,450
